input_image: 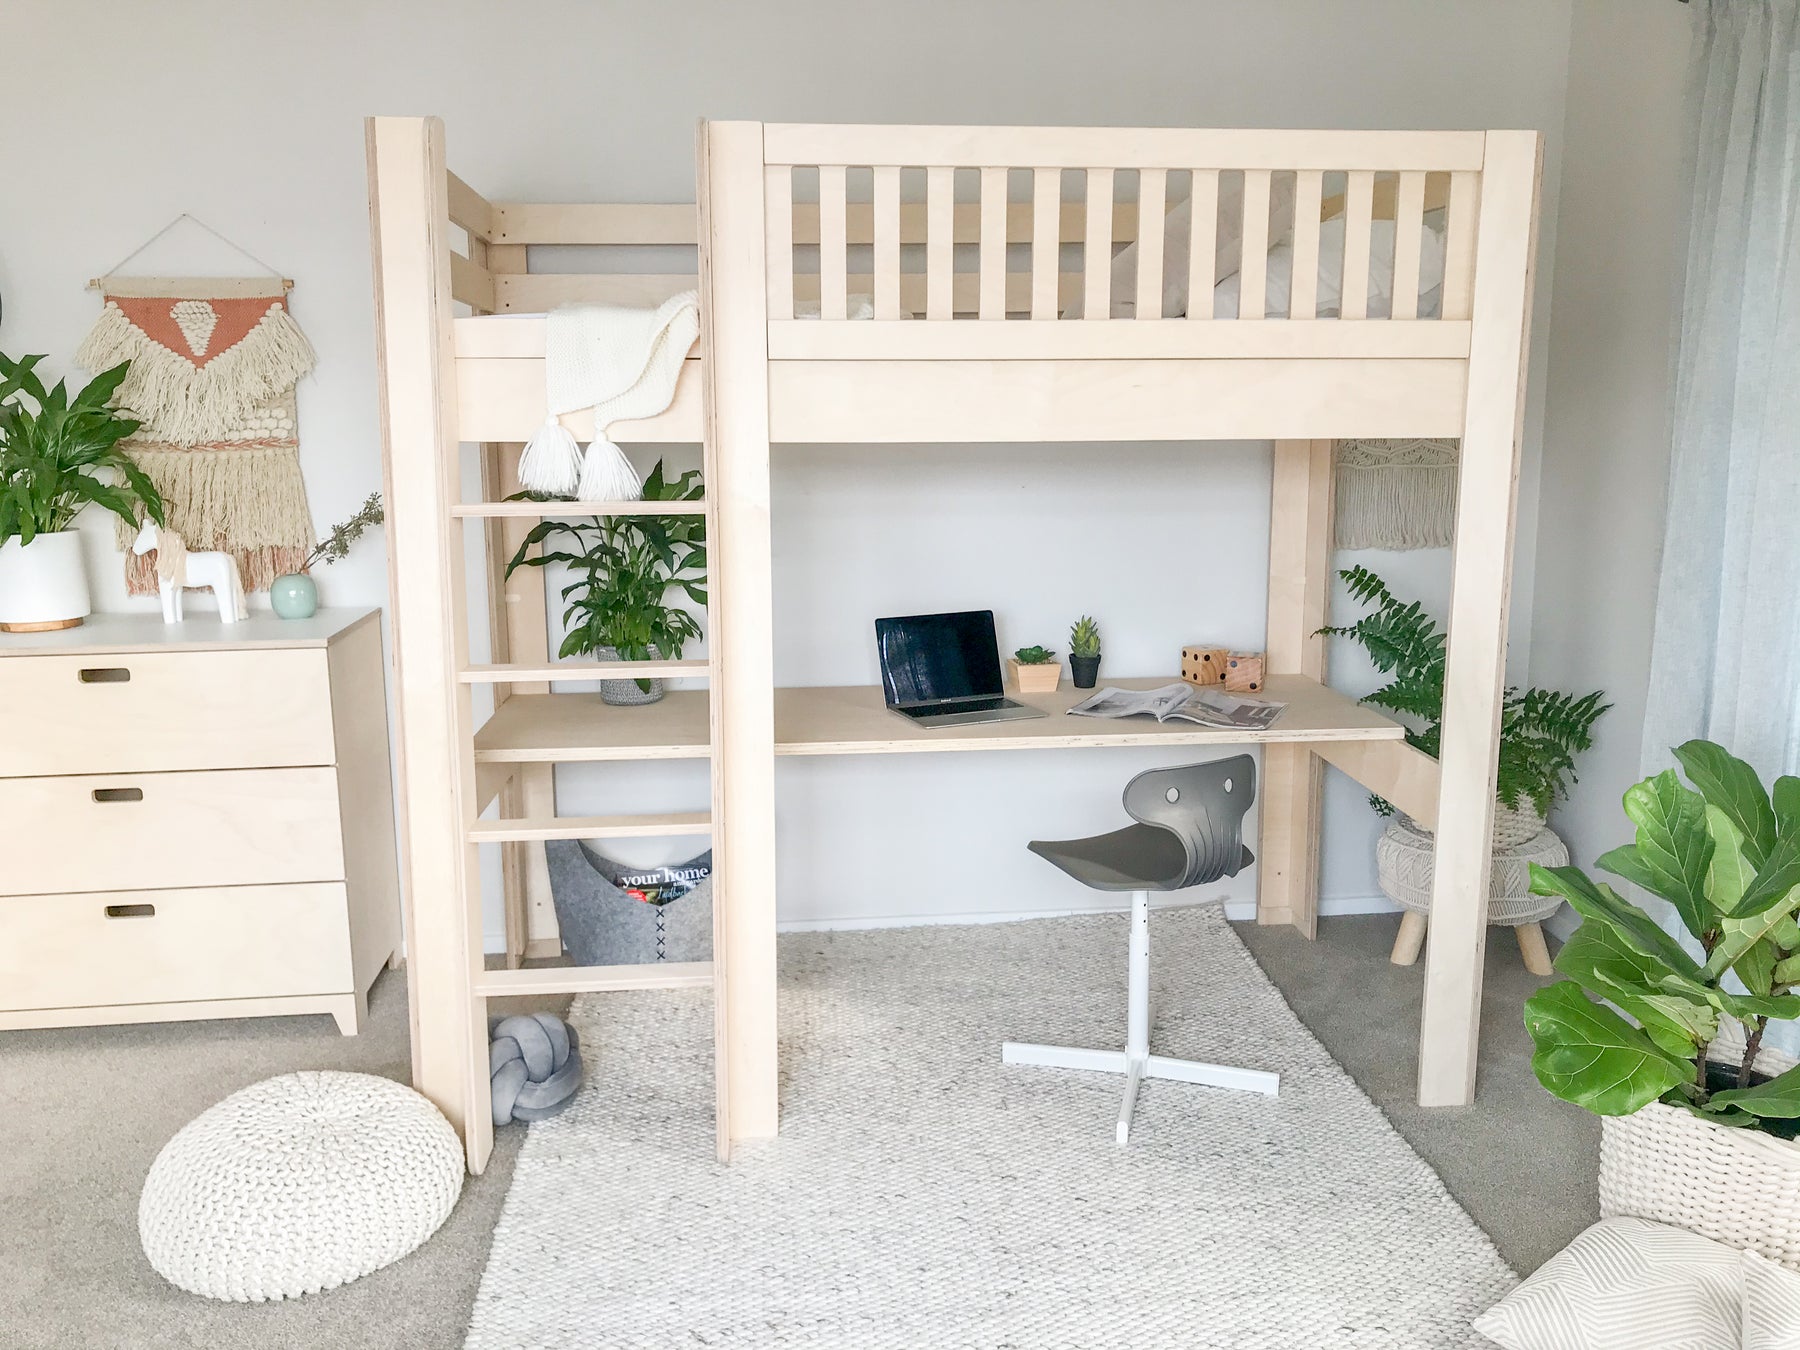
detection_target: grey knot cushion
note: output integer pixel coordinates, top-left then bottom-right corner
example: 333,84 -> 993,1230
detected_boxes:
490,1013 -> 584,1125
138,1071 -> 464,1302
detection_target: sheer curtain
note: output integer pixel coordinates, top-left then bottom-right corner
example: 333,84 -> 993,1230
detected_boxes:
1642,0 -> 1800,778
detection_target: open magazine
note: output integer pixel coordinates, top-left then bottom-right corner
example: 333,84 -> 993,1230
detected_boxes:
1066,682 -> 1286,731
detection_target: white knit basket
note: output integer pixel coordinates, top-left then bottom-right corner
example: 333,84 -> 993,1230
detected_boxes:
1399,800 -> 1545,851
1376,817 -> 1567,927
1599,1102 -> 1800,1273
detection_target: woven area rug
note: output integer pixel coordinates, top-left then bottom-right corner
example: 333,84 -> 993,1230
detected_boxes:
465,909 -> 1514,1349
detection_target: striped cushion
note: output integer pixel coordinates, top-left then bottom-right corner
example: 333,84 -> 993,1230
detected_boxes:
1474,1218 -> 1740,1349
1743,1249 -> 1800,1349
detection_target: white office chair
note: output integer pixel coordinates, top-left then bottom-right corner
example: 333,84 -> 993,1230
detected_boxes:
1003,756 -> 1280,1144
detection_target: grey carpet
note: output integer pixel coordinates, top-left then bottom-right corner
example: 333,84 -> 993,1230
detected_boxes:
0,913 -> 1594,1349
466,909 -> 1515,1348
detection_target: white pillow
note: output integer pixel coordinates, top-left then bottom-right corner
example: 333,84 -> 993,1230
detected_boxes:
1473,1218 -> 1742,1350
1742,1249 -> 1800,1349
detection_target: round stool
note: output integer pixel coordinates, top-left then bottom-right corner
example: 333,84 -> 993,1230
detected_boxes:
1376,816 -> 1568,976
139,1071 -> 464,1302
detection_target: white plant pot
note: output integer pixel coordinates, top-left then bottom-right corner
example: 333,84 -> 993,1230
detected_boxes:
0,531 -> 91,633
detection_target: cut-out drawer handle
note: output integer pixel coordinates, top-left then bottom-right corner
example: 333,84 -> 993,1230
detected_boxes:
78,667 -> 131,684
104,903 -> 156,919
92,787 -> 144,804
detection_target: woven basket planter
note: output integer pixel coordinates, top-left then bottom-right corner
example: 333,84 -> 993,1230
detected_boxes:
1376,816 -> 1566,926
1600,1101 -> 1800,1273
594,645 -> 664,706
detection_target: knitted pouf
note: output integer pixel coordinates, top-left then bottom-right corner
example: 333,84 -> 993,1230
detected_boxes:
139,1071 -> 464,1302
1376,816 -> 1568,926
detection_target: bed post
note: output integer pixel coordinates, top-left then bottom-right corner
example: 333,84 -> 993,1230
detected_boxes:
698,120 -> 779,1158
1417,131 -> 1543,1108
366,116 -> 490,1170
1259,439 -> 1335,936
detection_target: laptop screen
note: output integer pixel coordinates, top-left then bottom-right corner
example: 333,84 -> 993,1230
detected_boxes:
874,610 -> 1005,707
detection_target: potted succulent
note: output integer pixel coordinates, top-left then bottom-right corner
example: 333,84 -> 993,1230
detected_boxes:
1069,615 -> 1102,689
0,353 -> 164,632
1525,740 -> 1800,1267
271,492 -> 385,620
505,461 -> 704,706
1322,566 -> 1608,845
1009,644 -> 1061,693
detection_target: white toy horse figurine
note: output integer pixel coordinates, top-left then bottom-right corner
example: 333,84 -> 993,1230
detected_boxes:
130,522 -> 248,624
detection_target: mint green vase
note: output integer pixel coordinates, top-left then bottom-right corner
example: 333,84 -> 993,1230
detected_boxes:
270,572 -> 318,620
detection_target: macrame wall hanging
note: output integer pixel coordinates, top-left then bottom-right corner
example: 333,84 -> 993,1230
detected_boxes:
76,217 -> 316,593
1333,438 -> 1460,551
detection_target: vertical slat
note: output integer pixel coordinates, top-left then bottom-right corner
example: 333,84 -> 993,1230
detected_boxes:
1134,168 -> 1167,319
1030,168 -> 1060,319
872,166 -> 901,320
1441,170 -> 1481,321
1340,170 -> 1376,321
1186,169 -> 1219,320
1290,169 -> 1324,320
698,119 -> 778,1159
978,166 -> 1008,320
926,165 -> 954,320
1418,131 -> 1542,1110
1258,439 -> 1335,937
763,165 -> 793,320
1391,170 -> 1428,320
365,115 -> 489,1171
1083,167 -> 1114,320
817,165 -> 848,321
1238,168 -> 1272,321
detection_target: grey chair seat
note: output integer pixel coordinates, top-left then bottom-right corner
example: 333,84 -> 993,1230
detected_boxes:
1030,825 -> 1198,892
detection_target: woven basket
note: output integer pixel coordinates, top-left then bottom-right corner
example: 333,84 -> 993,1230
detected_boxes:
1396,799 -> 1546,852
1375,817 -> 1566,926
595,645 -> 664,706
1600,1101 -> 1800,1272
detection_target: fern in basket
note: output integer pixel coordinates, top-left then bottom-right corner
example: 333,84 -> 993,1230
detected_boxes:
1320,565 -> 1609,818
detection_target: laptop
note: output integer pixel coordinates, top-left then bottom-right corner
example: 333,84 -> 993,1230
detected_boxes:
874,610 -> 1048,729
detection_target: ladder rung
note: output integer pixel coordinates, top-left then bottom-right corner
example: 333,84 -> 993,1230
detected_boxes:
474,961 -> 714,997
459,659 -> 709,684
450,500 -> 706,518
471,811 -> 711,843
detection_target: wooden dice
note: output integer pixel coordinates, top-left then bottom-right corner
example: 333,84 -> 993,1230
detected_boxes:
1181,646 -> 1230,687
1224,652 -> 1265,693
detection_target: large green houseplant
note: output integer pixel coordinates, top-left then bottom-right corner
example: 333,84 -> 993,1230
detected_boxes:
504,460 -> 705,705
1523,741 -> 1800,1259
1321,566 -> 1608,832
0,353 -> 164,631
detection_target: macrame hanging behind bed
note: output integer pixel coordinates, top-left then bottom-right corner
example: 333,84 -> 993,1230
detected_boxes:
76,217 -> 316,594
1333,438 -> 1460,551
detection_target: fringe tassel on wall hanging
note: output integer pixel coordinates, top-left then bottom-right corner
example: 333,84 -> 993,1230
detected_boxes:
1334,438 -> 1460,551
76,277 -> 316,594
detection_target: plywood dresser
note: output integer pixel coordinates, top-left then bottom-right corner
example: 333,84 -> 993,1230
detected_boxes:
0,608 -> 401,1035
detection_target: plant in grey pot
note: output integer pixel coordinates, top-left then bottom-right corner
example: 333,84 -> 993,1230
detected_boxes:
271,493 -> 385,620
1069,615 -> 1102,689
505,461 -> 704,705
0,352 -> 164,632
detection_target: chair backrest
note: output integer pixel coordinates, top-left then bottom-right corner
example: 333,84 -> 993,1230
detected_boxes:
1122,755 -> 1257,889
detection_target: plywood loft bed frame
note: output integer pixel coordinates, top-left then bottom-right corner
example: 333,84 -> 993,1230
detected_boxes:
366,116 -> 1541,1171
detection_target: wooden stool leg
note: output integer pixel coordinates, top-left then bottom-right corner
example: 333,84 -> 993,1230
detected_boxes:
1515,922 -> 1553,977
1390,911 -> 1429,967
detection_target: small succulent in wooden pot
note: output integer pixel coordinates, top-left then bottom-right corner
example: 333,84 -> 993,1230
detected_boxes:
1008,644 -> 1061,694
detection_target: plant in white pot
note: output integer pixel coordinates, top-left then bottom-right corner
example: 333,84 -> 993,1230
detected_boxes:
0,353 -> 164,633
1525,740 -> 1800,1268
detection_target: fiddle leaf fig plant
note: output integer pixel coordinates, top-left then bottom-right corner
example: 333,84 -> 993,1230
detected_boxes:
504,460 -> 705,692
1014,645 -> 1055,665
1523,740 -> 1800,1138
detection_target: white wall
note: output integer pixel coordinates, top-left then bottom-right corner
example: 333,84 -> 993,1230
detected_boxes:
0,0 -> 1578,946
1530,0 -> 1694,911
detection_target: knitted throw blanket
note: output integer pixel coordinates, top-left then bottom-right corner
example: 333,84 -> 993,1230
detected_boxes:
517,293 -> 700,499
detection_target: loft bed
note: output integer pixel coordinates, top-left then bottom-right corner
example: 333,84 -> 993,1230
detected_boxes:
366,116 -> 1540,1171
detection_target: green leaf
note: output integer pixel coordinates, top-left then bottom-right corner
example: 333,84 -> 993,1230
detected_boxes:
1734,831 -> 1800,920
1554,924 -> 1716,1058
1596,772 -> 1715,937
1675,740 -> 1777,868
1524,981 -> 1691,1116
1707,1061 -> 1800,1119
1530,864 -> 1703,978
1703,806 -> 1755,920
1776,776 -> 1800,838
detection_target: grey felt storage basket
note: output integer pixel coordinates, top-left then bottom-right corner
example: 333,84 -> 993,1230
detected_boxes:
545,841 -> 712,966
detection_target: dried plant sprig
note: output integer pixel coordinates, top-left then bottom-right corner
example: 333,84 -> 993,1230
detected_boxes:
304,492 -> 384,571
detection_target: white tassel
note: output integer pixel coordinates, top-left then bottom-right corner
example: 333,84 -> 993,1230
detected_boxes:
576,435 -> 643,501
517,418 -> 583,496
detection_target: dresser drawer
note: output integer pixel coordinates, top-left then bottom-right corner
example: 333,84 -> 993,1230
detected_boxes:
0,649 -> 336,777
0,884 -> 353,1011
0,768 -> 345,896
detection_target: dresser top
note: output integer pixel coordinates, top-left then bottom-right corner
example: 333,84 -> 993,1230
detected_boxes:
0,608 -> 380,658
